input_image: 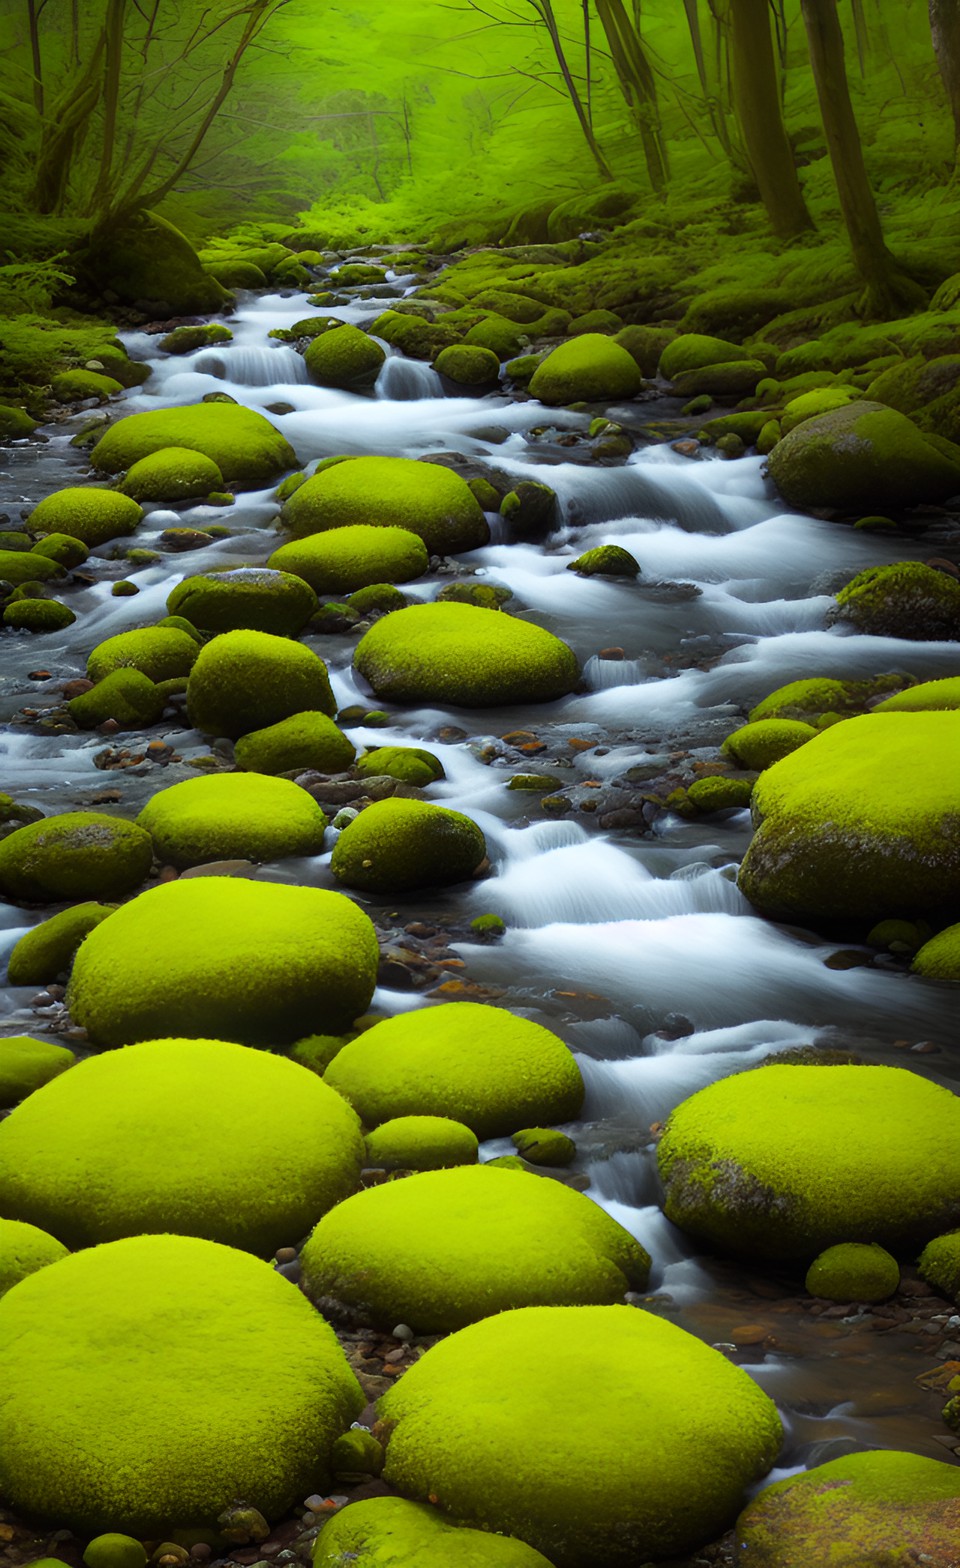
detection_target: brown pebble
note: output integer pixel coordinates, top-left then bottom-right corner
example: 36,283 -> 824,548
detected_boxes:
672,439 -> 700,457
275,1246 -> 297,1265
730,1324 -> 770,1346
28,670 -> 52,680
62,678 -> 94,698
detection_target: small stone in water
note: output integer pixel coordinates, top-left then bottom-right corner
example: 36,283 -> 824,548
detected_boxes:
274,1246 -> 297,1265
392,1323 -> 415,1341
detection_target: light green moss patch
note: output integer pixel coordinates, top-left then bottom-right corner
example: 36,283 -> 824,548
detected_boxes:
331,799 -> 485,894
832,562 -> 960,640
355,746 -> 443,786
87,627 -> 199,683
304,324 -> 385,390
659,334 -> 750,380
913,925 -> 960,980
8,902 -> 115,985
52,369 -> 123,401
566,545 -> 639,578
686,776 -> 754,813
3,599 -> 75,633
30,532 -> 87,567
919,1231 -> 960,1302
85,211 -> 231,315
313,1496 -> 554,1568
0,1035 -> 75,1109
0,550 -> 64,585
767,401 -> 960,511
234,711 -> 355,775
748,675 -> 907,723
137,774 -> 326,869
721,719 -> 817,771
28,487 -> 143,548
324,1001 -> 583,1139
159,324 -> 233,355
434,345 -> 500,386
69,669 -> 165,729
529,334 -> 643,405
281,457 -> 488,554
90,404 -> 296,487
364,1115 -> 478,1172
269,524 -> 428,595
0,1218 -> 67,1298
874,677 -> 960,711
0,812 -> 153,904
805,1242 -> 900,1302
780,386 -> 861,434
672,360 -> 765,399
512,1127 -> 576,1166
168,568 -> 317,636
186,629 -> 335,739
121,446 -> 223,502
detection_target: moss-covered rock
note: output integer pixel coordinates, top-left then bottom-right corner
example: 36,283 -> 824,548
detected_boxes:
377,1304 -> 781,1567
463,315 -> 526,360
721,719 -> 817,770
121,446 -> 224,502
67,877 -> 379,1047
780,385 -> 861,434
686,775 -> 754,813
874,677 -> 960,711
269,524 -> 428,595
301,1164 -> 648,1332
69,669 -> 165,729
83,211 -> 232,314
739,713 -> 960,923
0,404 -> 38,440
0,1218 -> 67,1298
355,745 -> 443,786
304,324 -> 385,390
313,1497 -> 553,1568
0,1233 -> 363,1534
672,360 -> 766,399
804,1241 -> 899,1302
87,627 -> 199,684
137,774 -> 326,869
90,404 -> 296,487
434,345 -> 501,386
613,324 -> 674,377
500,481 -> 558,540
528,334 -> 643,405
281,457 -> 488,554
364,1115 -> 478,1172
748,674 -> 907,723
0,812 -> 153,904
657,1063 -> 960,1261
736,1450 -> 960,1568
566,545 -> 639,578
52,369 -> 123,401
659,335 -> 750,381
3,598 -> 75,633
167,568 -> 317,636
83,1536 -> 146,1568
0,1035 -> 75,1108
325,1001 -> 583,1139
331,798 -> 484,894
766,401 -> 960,511
28,487 -> 144,548
0,552 -> 63,589
186,629 -> 335,739
234,711 -> 355,775
919,1231 -> 960,1301
511,1127 -> 576,1166
7,902 -> 115,986
29,532 -> 87,568
831,562 -> 960,640
913,924 -> 960,980
346,582 -> 406,616
372,310 -> 458,361
159,324 -> 233,355
355,602 -> 578,708
0,1037 -> 364,1254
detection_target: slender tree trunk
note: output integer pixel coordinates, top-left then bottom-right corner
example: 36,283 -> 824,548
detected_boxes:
930,0 -> 960,150
729,0 -> 814,237
94,0 -> 128,216
595,0 -> 669,192
684,0 -> 735,158
800,0 -> 926,315
32,35 -> 106,212
26,0 -> 44,115
535,0 -> 614,179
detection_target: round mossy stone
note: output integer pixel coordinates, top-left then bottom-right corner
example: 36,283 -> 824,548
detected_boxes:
290,1033 -> 353,1076
159,324 -> 233,354
659,334 -> 749,380
0,1036 -> 75,1109
346,582 -> 406,616
281,457 -> 488,554
686,776 -> 754,813
69,670 -> 164,730
739,712 -> 960,923
234,711 -> 356,775
269,523 -> 428,594
304,324 -> 385,390
363,1115 -> 479,1172
766,400 -> 960,511
657,1064 -> 960,1262
52,369 -> 124,400
167,568 -> 317,636
736,1449 -> 960,1568
7,901 -> 115,985
0,1233 -> 364,1534
121,446 -> 224,502
83,1538 -> 147,1568
354,746 -> 444,786
914,924 -> 960,979
0,1218 -> 67,1298
331,799 -> 485,894
780,385 -> 860,434
28,487 -> 143,547
0,550 -> 64,586
831,562 -> 960,640
748,674 -> 904,723
3,598 -> 76,633
874,676 -> 960,711
137,774 -> 326,869
0,812 -> 153,904
0,1037 -> 364,1254
31,532 -> 87,567
354,602 -> 579,708
186,629 -> 335,739
566,545 -> 639,578
314,1496 -> 554,1568
301,1165 -> 648,1332
377,1304 -> 782,1567
805,1242 -> 899,1302
87,627 -> 199,683
721,719 -> 817,770
324,1001 -> 583,1138
89,404 -> 297,486
511,1127 -> 576,1166
529,334 -> 643,405
67,877 -> 379,1046
434,345 -> 500,387
919,1231 -> 960,1301
0,403 -> 38,439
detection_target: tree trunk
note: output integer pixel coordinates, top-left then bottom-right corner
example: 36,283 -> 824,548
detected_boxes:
930,0 -> 960,149
536,0 -> 614,180
26,0 -> 44,115
729,0 -> 813,237
595,0 -> 669,192
800,0 -> 926,315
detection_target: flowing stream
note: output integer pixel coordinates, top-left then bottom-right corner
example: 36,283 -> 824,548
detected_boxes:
3,265 -> 960,1483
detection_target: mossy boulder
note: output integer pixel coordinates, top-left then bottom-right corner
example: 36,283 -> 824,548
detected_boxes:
364,1115 -> 478,1172
682,288 -> 791,340
831,562 -> 960,640
566,545 -> 639,578
168,568 -> 317,636
334,263 -> 387,286
0,404 -> 38,440
0,1037 -> 364,1254
346,582 -> 406,616
500,481 -> 558,540
472,289 -> 545,324
780,385 -> 860,434
913,924 -> 960,980
766,401 -> 960,511
159,324 -> 233,355
672,360 -> 766,398
614,324 -> 674,377
874,677 -> 960,711
87,627 -> 199,684
325,1001 -> 583,1139
721,719 -> 817,771
186,629 -> 335,739
372,310 -> 457,361
3,599 -> 75,633
313,1497 -> 553,1568
355,745 -> 443,786
234,711 -> 356,775
28,487 -> 143,548
463,315 -> 527,360
512,1127 -> 576,1166
137,774 -> 326,870
686,776 -> 754,813
52,369 -> 123,401
121,446 -> 224,502
0,1218 -> 67,1298
83,1537 -> 146,1568
281,457 -> 488,554
69,669 -> 165,729
0,1233 -> 363,1534
657,1063 -> 960,1261
0,551 -> 63,586
30,532 -> 87,567
7,902 -> 115,985
748,674 -> 907,723
805,1242 -> 899,1302
736,1450 -> 960,1568
331,799 -> 485,894
434,345 -> 501,386
67,877 -> 379,1046
0,1036 -> 75,1108
270,523 -> 428,594
0,812 -> 153,904
300,1165 -> 649,1332
354,602 -> 579,708
90,404 -> 296,487
528,334 -> 643,406
83,211 -> 231,314
919,1231 -> 960,1301
659,334 -> 750,381
304,325 -> 385,391
377,1304 -> 781,1568
739,713 -> 960,923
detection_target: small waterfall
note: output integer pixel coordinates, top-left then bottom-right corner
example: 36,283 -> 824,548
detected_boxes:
376,354 -> 443,400
192,344 -> 310,386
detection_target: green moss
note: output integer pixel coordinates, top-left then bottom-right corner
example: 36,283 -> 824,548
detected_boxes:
289,1033 -> 354,1075
672,360 -> 766,399
0,550 -> 64,585
659,334 -> 750,380
355,746 -> 444,786
90,404 -> 296,487
168,568 -> 317,636
867,918 -> 929,954
67,876 -> 379,1047
314,1496 -> 554,1568
767,401 -> 960,511
83,1537 -> 147,1568
0,1218 -> 67,1298
324,1001 -> 583,1139
354,602 -> 579,708
876,677 -> 960,711
28,487 -> 143,547
528,334 -> 643,405
721,719 -> 817,771
0,812 -> 152,904
0,1037 -> 363,1254
805,1242 -> 899,1302
779,386 -> 861,434
334,263 -> 387,286
112,581 -> 139,598
566,545 -> 639,578
500,482 -> 558,541
0,531 -> 34,550
52,369 -> 123,401
8,902 -> 115,985
748,675 -> 905,723
757,419 -> 781,454
270,524 -> 429,594
159,325 -> 233,355
87,627 -> 199,684
568,308 -> 622,335
832,562 -> 960,640
30,532 -> 87,567
471,913 -> 506,936
919,1231 -> 960,1301
0,1035 -> 75,1109
331,798 -> 485,894
438,582 -> 512,610
0,1233 -> 363,1533
3,598 -> 75,633
364,1115 -> 479,1172
281,457 -> 488,554
503,353 -> 544,386
301,1164 -> 648,1333
462,315 -> 526,360
234,711 -> 355,776
372,310 -> 458,360
276,470 -> 307,502
378,1304 -> 781,1566
137,774 -> 326,870
511,1127 -> 576,1167
613,325 -> 674,377
121,447 -> 224,503
686,775 -> 755,813
69,669 -> 165,729
186,629 -> 335,740
434,345 -> 500,386
0,404 -> 38,439
471,290 -> 544,324
658,1064 -> 960,1261
84,211 -> 232,314
913,925 -> 960,980
346,582 -> 406,616
304,325 -> 385,390
682,288 -> 791,340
